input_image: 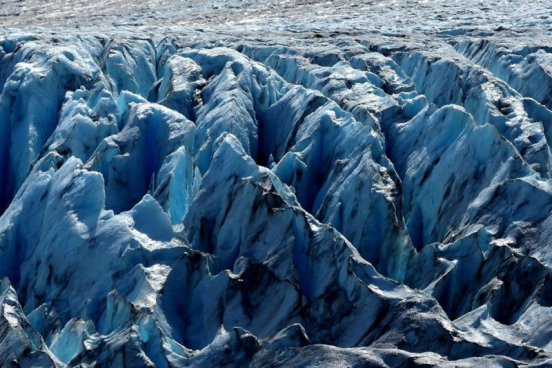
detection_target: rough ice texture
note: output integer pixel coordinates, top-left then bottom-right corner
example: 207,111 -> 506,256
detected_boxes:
0,0 -> 551,367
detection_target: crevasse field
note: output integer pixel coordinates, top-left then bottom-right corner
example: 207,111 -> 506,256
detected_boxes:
0,0 -> 551,367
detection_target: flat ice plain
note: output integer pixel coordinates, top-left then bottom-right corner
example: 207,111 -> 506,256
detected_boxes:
0,0 -> 552,367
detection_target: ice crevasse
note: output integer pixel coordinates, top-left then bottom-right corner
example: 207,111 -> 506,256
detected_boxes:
0,27 -> 551,367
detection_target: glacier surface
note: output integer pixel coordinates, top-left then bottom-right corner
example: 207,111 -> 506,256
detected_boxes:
0,0 -> 552,367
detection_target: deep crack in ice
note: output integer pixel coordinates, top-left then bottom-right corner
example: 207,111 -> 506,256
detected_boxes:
0,1 -> 551,367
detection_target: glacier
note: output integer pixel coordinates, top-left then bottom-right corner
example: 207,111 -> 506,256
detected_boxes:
0,0 -> 552,366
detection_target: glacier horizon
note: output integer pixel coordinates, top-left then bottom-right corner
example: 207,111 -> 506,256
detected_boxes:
1,1 -> 552,367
